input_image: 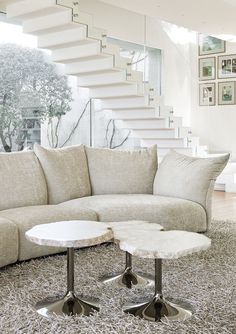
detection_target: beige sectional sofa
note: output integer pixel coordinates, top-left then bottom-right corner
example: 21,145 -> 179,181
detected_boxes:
0,144 -> 229,268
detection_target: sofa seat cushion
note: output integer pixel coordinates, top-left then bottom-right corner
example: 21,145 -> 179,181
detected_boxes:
59,194 -> 207,232
0,218 -> 18,268
0,205 -> 97,261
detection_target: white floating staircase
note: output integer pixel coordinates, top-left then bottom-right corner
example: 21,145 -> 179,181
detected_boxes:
215,162 -> 236,192
5,0 -> 208,158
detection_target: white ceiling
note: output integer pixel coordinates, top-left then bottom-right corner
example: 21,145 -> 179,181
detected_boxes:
100,0 -> 236,38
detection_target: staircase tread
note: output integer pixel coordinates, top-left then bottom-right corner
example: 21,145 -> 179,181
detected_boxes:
78,69 -> 126,77
133,128 -> 175,131
73,68 -> 125,75
23,7 -> 72,23
110,107 -> 156,111
123,118 -> 165,121
140,137 -> 184,140
37,22 -> 84,33
91,82 -> 141,89
111,107 -> 156,110
53,39 -> 100,50
65,54 -> 114,65
27,22 -> 79,35
85,82 -> 137,88
56,54 -> 112,62
40,39 -> 101,50
7,3 -> 69,20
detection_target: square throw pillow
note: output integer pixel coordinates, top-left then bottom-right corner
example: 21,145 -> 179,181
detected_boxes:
34,144 -> 91,204
85,145 -> 157,195
153,150 -> 230,221
0,151 -> 47,211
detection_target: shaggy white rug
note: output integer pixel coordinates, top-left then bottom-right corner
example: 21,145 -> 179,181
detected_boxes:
0,220 -> 235,334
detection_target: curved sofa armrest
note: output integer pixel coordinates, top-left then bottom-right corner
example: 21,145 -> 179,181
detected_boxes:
0,217 -> 18,268
154,150 -> 230,231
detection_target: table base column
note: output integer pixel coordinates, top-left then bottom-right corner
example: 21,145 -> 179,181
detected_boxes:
123,259 -> 192,322
99,251 -> 154,289
36,291 -> 100,317
36,248 -> 100,318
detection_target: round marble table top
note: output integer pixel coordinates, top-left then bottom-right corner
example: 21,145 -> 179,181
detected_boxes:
25,220 -> 113,248
118,230 -> 211,259
105,221 -> 164,243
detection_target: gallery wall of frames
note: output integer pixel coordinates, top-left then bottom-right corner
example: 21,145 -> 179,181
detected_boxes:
198,34 -> 236,107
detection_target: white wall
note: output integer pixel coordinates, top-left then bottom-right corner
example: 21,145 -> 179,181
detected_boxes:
190,41 -> 236,160
146,19 -> 195,125
78,0 -> 194,125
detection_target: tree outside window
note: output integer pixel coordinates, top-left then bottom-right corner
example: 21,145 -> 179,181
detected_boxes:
0,43 -> 72,152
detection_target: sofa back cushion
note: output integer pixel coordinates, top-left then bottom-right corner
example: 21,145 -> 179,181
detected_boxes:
154,150 -> 230,225
0,150 -> 47,211
85,145 -> 157,195
34,144 -> 91,204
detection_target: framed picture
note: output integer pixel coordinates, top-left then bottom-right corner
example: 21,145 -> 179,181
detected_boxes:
218,54 -> 236,79
218,81 -> 236,105
199,83 -> 215,106
199,34 -> 225,56
199,57 -> 215,80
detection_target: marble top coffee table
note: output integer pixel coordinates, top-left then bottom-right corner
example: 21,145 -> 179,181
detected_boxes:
26,220 -> 113,318
121,230 -> 211,322
99,221 -> 163,289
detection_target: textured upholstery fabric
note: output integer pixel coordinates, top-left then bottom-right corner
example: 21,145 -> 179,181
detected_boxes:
0,205 -> 97,261
0,151 -> 47,211
205,180 -> 216,229
59,194 -> 207,232
85,145 -> 157,195
34,144 -> 91,204
153,150 -> 230,227
0,218 -> 18,268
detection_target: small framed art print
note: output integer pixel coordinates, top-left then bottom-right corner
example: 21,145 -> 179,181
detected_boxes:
199,57 -> 216,80
218,81 -> 236,105
218,54 -> 236,79
199,34 -> 225,56
199,83 -> 215,106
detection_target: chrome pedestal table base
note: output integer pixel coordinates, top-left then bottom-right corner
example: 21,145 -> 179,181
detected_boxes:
36,248 -> 99,317
123,259 -> 192,322
99,251 -> 154,289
